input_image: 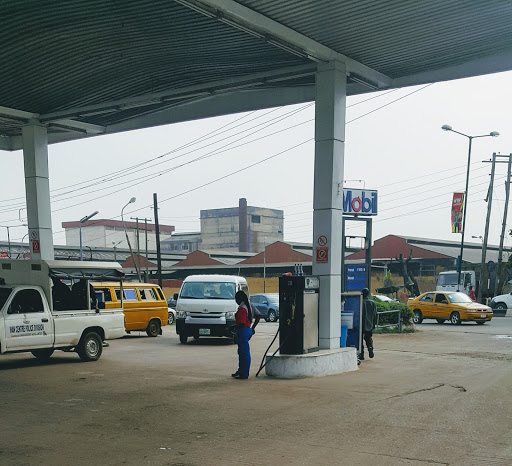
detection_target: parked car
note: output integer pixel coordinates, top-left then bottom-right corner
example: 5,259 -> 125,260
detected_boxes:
166,297 -> 177,309
250,293 -> 279,322
407,291 -> 492,325
374,294 -> 398,303
168,307 -> 176,325
489,292 -> 512,311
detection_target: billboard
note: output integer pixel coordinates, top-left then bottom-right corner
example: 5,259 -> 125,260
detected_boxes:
451,192 -> 464,233
343,189 -> 378,216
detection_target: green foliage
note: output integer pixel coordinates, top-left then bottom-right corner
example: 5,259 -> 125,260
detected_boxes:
383,271 -> 394,288
371,296 -> 413,327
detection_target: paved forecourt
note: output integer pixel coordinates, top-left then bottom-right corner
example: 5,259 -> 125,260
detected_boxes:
0,318 -> 511,465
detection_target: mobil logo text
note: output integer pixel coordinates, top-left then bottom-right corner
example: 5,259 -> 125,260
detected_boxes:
343,189 -> 378,216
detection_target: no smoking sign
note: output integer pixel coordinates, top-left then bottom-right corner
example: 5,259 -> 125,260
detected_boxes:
316,246 -> 329,263
317,235 -> 328,246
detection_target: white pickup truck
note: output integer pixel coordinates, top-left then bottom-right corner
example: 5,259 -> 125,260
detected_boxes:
0,259 -> 125,362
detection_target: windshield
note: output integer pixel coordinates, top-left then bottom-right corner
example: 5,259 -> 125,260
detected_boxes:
437,273 -> 458,286
266,294 -> 279,305
180,281 -> 236,300
447,293 -> 473,303
0,287 -> 12,310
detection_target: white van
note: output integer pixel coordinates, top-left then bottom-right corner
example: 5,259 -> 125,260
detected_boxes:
175,275 -> 249,344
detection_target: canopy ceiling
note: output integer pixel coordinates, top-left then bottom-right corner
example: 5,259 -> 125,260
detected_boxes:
1,0 -> 511,150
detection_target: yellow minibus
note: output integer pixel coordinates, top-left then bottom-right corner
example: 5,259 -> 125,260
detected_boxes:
92,282 -> 168,336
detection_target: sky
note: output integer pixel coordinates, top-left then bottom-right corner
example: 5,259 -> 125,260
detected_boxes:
1,70 -> 511,250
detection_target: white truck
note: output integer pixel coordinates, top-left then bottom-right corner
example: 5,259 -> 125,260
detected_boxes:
436,270 -> 476,296
0,259 -> 125,362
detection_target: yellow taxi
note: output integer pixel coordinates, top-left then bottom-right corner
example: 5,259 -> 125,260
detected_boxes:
407,291 -> 493,325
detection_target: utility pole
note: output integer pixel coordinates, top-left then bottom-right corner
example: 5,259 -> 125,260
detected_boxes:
478,153 -> 496,303
145,218 -> 149,283
132,216 -> 152,282
131,217 -> 141,281
495,154 -> 512,297
153,193 -> 163,289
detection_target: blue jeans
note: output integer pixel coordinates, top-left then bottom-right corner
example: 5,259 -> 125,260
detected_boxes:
236,327 -> 252,378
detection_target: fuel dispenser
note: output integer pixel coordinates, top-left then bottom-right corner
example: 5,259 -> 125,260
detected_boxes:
279,275 -> 320,354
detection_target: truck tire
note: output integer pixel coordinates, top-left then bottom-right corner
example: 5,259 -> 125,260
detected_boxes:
146,319 -> 160,337
77,332 -> 103,362
31,348 -> 54,360
179,334 -> 188,344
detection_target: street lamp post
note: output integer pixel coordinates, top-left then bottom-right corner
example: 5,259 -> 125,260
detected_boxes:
79,211 -> 99,261
442,125 -> 499,292
121,197 -> 142,281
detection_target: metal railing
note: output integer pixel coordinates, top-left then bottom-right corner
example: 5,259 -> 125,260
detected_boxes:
376,309 -> 402,333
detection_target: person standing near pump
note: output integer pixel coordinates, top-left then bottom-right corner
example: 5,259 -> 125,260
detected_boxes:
231,290 -> 253,380
360,288 -> 377,361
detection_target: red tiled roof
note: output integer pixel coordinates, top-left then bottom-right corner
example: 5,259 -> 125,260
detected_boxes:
121,254 -> 157,268
172,250 -> 224,266
345,235 -> 450,260
239,241 -> 311,264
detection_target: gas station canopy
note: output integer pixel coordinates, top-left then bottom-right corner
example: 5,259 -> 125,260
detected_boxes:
1,0 -> 511,151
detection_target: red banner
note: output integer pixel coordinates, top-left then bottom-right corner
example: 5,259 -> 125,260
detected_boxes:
451,192 -> 464,233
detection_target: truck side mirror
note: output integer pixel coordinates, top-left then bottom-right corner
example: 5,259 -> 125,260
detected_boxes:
173,292 -> 178,300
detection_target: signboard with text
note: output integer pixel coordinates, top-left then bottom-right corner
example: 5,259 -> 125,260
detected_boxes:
343,189 -> 378,216
345,264 -> 367,291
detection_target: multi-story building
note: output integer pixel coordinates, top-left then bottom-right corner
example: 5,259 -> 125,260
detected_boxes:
62,219 -> 174,250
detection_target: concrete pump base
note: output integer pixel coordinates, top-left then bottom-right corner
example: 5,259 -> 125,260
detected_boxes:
264,347 -> 358,378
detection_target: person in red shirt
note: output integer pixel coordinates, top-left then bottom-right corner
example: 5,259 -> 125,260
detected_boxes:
469,286 -> 476,301
232,290 -> 253,380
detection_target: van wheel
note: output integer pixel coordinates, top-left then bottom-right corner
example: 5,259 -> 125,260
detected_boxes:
267,310 -> 277,322
31,348 -> 54,360
146,319 -> 160,337
436,319 -> 446,324
77,332 -> 103,362
179,334 -> 188,344
476,321 -> 485,325
167,312 -> 175,325
450,312 -> 461,325
413,310 -> 423,324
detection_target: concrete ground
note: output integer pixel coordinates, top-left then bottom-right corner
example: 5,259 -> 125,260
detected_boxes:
1,314 -> 511,465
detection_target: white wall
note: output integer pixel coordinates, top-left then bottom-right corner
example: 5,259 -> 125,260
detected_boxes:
64,225 -> 172,250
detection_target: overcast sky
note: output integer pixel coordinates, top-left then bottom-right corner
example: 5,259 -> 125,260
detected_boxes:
1,70 -> 511,250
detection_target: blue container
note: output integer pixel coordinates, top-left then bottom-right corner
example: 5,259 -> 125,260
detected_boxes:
340,325 -> 348,347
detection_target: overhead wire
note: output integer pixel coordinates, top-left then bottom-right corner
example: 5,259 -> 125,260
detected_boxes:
0,87 -> 404,211
6,84 -> 434,243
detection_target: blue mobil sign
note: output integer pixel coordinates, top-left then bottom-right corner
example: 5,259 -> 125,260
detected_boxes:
345,264 -> 367,291
343,189 -> 378,216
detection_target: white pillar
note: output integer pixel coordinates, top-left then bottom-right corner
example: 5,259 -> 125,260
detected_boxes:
22,124 -> 54,260
313,61 -> 346,349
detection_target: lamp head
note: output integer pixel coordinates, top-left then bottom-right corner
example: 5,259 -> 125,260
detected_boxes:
129,197 -> 136,204
441,124 -> 452,132
490,131 -> 500,137
80,210 -> 99,224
